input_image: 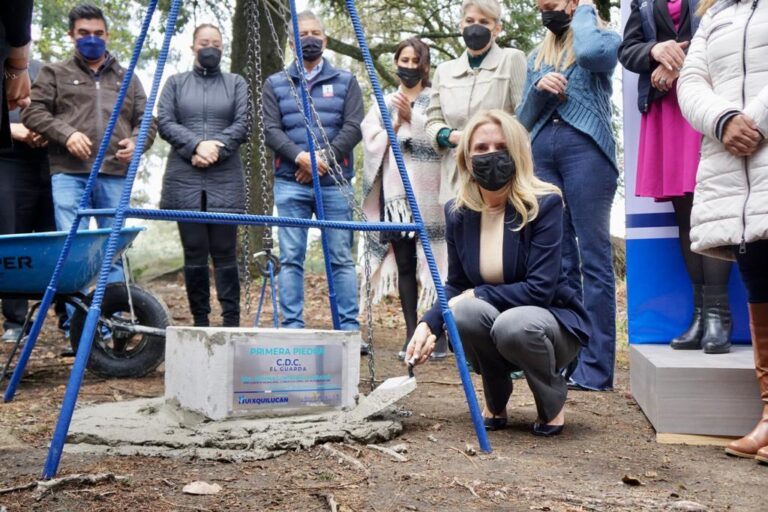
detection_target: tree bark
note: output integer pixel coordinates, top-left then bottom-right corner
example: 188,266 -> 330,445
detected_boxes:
230,0 -> 288,260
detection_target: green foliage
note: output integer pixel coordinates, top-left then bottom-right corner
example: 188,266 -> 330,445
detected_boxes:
315,0 -> 617,87
31,0 -> 233,66
315,0 -> 542,88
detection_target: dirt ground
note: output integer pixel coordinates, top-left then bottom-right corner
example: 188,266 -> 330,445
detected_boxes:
0,273 -> 764,511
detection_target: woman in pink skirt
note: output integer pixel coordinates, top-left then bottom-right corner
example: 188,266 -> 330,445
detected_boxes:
619,0 -> 733,353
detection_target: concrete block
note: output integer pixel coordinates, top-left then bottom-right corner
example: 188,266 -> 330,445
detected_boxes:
630,344 -> 762,437
165,327 -> 360,420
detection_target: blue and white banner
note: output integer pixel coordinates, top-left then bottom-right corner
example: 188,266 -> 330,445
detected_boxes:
620,0 -> 749,344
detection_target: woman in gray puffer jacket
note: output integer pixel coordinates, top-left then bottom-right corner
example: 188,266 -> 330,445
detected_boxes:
158,24 -> 249,328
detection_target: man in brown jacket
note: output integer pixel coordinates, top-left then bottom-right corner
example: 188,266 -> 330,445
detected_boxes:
22,4 -> 154,246
22,4 -> 154,332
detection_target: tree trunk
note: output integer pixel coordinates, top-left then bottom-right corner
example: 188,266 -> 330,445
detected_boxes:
230,0 -> 288,259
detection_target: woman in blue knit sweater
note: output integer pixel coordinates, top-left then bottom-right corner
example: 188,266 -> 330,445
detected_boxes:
517,0 -> 621,391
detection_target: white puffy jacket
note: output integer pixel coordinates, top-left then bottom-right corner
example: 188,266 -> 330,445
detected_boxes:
678,0 -> 768,260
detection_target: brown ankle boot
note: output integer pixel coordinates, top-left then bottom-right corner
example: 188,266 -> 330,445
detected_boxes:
725,303 -> 768,458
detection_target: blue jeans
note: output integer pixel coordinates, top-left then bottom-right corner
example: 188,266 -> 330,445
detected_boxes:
274,179 -> 359,330
532,120 -> 618,390
51,173 -> 126,286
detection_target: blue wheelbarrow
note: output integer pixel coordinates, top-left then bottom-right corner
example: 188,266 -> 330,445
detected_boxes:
0,227 -> 169,381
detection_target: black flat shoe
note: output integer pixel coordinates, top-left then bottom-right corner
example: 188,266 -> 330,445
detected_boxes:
532,422 -> 564,437
484,417 -> 507,431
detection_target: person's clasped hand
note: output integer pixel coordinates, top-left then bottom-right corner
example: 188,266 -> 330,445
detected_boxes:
536,72 -> 567,99
11,124 -> 47,148
294,150 -> 329,184
391,91 -> 412,131
722,114 -> 764,158
404,322 -> 437,367
194,140 -> 223,167
115,138 -> 136,164
65,131 -> 93,160
650,40 -> 689,72
651,66 -> 678,93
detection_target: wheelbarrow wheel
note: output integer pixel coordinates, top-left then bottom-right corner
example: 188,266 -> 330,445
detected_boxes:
70,283 -> 170,378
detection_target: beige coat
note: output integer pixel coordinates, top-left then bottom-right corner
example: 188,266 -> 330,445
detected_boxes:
678,0 -> 768,260
425,43 -> 527,204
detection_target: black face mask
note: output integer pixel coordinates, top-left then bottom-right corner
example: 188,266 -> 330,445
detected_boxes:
462,24 -> 492,51
396,66 -> 422,88
541,10 -> 571,37
301,36 -> 324,61
197,47 -> 222,70
471,150 -> 516,191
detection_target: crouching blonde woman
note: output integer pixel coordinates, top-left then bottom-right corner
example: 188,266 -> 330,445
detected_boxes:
406,110 -> 591,436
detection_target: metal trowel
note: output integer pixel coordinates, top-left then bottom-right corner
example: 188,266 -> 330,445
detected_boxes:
345,361 -> 417,422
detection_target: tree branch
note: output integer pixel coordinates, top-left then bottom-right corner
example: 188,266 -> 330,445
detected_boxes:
326,36 -> 397,86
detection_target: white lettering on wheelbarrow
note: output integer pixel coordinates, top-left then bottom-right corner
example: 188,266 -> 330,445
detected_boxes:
0,256 -> 32,269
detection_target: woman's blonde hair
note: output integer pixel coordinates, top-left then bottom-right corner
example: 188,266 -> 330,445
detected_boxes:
461,0 -> 502,22
534,29 -> 576,71
696,0 -> 717,17
453,110 -> 561,229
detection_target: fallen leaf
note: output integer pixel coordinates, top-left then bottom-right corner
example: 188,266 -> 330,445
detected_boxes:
644,471 -> 658,478
390,443 -> 408,453
182,481 -> 222,495
621,475 -> 643,486
669,501 -> 708,511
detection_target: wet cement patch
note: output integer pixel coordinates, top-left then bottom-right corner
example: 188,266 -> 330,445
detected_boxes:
64,381 -> 414,461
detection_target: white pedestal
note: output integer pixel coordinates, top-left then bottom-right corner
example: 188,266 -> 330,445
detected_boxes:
165,327 -> 360,420
630,344 -> 762,437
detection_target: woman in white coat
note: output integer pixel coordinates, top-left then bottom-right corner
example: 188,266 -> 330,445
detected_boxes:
678,0 -> 768,463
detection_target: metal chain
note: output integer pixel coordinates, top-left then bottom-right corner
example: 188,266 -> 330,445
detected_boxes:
263,5 -> 377,389
240,0 -> 259,313
242,0 -> 277,319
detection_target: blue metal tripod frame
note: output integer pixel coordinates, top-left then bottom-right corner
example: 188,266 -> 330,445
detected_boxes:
3,0 -> 490,479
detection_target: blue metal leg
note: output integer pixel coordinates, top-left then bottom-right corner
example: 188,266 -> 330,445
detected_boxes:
286,0 -> 341,330
268,261 -> 280,329
4,0 -> 160,401
255,276 -> 268,327
42,306 -> 101,477
342,0 -> 491,452
3,292 -> 53,401
41,0 -> 178,479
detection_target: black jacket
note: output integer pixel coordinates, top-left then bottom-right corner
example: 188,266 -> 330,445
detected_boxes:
421,194 -> 591,346
619,0 -> 700,112
0,0 -> 34,148
0,60 -> 46,161
158,66 -> 249,213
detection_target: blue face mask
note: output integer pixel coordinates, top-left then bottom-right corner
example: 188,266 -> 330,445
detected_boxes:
76,35 -> 107,61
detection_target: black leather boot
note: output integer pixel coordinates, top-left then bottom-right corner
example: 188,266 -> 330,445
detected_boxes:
184,265 -> 211,327
701,284 -> 732,354
671,284 -> 704,350
214,265 -> 241,327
